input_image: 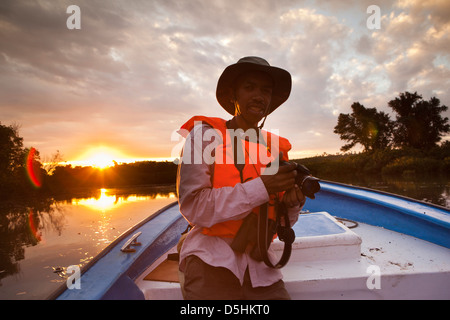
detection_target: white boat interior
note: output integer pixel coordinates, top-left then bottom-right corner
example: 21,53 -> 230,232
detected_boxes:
136,211 -> 450,300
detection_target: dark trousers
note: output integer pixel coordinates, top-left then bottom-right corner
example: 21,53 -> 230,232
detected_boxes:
182,255 -> 291,300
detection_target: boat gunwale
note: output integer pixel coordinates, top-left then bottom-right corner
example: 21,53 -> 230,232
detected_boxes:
321,180 -> 450,211
319,180 -> 450,224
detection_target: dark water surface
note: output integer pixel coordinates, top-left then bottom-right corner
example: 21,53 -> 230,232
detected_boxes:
0,179 -> 448,300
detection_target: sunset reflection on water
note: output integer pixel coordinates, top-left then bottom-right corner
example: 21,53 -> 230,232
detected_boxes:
69,188 -> 177,247
72,188 -> 177,212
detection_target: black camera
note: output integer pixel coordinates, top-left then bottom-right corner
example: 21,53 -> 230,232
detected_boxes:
280,161 -> 320,199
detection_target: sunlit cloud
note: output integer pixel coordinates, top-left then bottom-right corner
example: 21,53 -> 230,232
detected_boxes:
0,0 -> 448,162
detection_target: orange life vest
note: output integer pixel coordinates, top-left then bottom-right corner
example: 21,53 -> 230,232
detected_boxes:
180,116 -> 292,238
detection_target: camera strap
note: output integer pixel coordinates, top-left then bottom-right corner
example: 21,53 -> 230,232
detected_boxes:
225,120 -> 295,267
257,201 -> 295,269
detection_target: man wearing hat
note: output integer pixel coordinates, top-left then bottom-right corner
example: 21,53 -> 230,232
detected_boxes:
176,57 -> 305,299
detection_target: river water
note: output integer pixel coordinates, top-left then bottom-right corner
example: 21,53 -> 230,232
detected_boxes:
0,179 -> 449,300
0,185 -> 177,300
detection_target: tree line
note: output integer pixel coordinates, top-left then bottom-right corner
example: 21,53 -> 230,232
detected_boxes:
305,91 -> 450,179
47,161 -> 177,192
0,122 -> 177,201
1,91 -> 448,201
334,91 -> 449,152
298,142 -> 450,180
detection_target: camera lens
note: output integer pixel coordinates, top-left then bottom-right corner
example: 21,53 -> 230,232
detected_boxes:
301,177 -> 320,199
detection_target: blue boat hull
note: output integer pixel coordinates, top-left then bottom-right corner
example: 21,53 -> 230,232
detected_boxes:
50,202 -> 188,300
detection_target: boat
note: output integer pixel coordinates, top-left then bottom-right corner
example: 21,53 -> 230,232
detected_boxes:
48,180 -> 450,300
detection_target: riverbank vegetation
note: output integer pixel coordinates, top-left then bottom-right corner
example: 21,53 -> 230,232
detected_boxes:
296,143 -> 450,180
0,121 -> 177,201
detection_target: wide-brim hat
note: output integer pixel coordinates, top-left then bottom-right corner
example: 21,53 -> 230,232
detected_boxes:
216,56 -> 292,115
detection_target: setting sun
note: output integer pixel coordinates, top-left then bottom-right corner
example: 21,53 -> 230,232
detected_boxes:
65,145 -> 171,169
88,152 -> 115,169
75,146 -> 124,169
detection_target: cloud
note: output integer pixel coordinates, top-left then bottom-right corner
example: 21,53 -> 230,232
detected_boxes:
0,0 -> 449,161
370,0 -> 450,103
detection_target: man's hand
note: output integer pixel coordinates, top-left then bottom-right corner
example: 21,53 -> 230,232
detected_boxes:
282,185 -> 306,208
260,162 -> 297,194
